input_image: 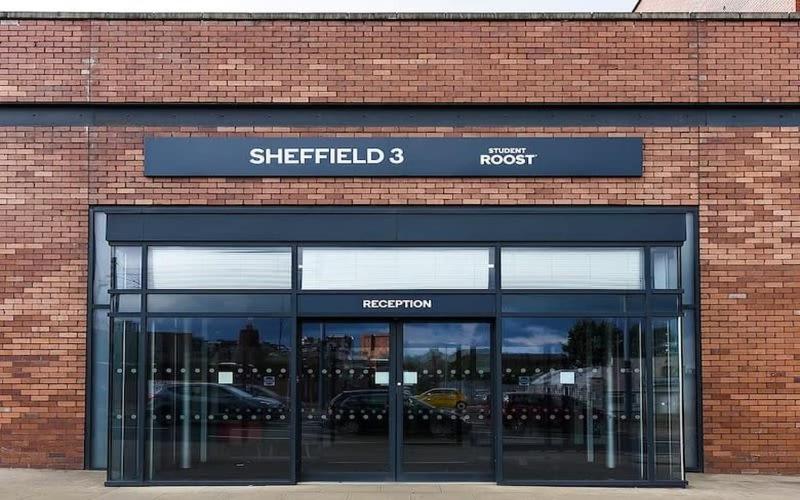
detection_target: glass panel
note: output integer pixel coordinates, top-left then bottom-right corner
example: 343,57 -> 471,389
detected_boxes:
650,294 -> 680,315
502,294 -> 628,314
651,247 -> 679,290
401,323 -> 492,478
93,212 -> 111,305
148,247 -> 291,290
502,248 -> 644,290
89,309 -> 110,469
146,317 -> 292,481
501,317 -> 646,481
681,310 -> 698,470
109,318 -> 140,481
300,247 -> 493,290
653,317 -> 683,480
300,322 -> 391,478
113,246 -> 142,290
681,213 -> 696,305
626,295 -> 646,314
147,294 -> 292,314
113,294 -> 141,313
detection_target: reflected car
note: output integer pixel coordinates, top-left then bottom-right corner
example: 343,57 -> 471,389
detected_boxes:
148,382 -> 286,422
416,388 -> 468,410
502,391 -> 600,432
326,389 -> 469,436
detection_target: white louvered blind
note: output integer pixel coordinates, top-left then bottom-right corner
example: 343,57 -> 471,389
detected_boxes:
300,247 -> 493,290
148,247 -> 292,289
501,248 -> 644,290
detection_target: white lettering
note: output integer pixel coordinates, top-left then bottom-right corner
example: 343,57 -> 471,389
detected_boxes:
249,148 -> 265,165
367,148 -> 385,164
388,148 -> 404,165
361,298 -> 432,309
263,148 -> 283,164
480,149 -> 538,167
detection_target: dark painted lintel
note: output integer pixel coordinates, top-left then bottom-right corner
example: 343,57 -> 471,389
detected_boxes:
2,103 -> 800,127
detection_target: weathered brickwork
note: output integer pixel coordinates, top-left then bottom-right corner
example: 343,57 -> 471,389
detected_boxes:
88,127 -> 698,206
698,127 -> 800,474
1,17 -> 799,475
0,19 -> 799,103
0,128 -> 88,469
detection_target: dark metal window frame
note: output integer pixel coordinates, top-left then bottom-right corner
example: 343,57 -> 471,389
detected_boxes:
88,205 -> 698,487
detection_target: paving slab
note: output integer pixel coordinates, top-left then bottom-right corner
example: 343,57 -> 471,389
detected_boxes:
0,470 -> 799,500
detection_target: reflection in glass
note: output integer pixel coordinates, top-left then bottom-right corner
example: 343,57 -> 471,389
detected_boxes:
501,317 -> 645,481
300,247 -> 493,290
681,213 -> 696,304
113,246 -> 142,289
93,212 -> 111,304
401,323 -> 492,478
651,247 -> 679,290
681,310 -> 698,470
148,247 -> 292,290
90,309 -> 110,469
502,248 -> 644,290
146,318 -> 291,481
109,318 -> 140,481
300,322 -> 392,479
653,318 -> 683,480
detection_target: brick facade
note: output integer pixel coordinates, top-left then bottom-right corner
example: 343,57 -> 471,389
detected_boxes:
1,16 -> 799,475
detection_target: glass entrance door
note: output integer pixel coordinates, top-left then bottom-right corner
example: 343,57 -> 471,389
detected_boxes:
399,322 -> 493,481
299,322 -> 393,481
299,320 -> 493,481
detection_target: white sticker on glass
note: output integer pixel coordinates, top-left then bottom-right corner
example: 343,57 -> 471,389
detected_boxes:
374,371 -> 389,385
559,371 -> 576,385
218,371 -> 234,384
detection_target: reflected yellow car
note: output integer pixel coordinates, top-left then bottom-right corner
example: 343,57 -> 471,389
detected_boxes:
417,388 -> 467,410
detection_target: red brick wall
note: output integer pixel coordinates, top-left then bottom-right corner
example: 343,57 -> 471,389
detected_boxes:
1,17 -> 800,475
1,19 -> 799,103
698,127 -> 800,474
0,128 -> 88,469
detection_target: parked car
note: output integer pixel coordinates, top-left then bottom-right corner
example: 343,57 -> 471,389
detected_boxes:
416,388 -> 468,410
326,389 -> 470,437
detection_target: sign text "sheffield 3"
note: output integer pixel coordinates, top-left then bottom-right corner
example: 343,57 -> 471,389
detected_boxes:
144,137 -> 643,178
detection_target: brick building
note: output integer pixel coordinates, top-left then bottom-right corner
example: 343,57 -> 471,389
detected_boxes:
634,0 -> 797,12
0,11 -> 799,487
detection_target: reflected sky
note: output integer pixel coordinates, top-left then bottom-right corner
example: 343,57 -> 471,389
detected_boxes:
404,322 -> 490,348
150,317 -> 290,345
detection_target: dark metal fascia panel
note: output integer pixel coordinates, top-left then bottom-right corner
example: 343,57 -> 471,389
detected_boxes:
106,208 -> 687,243
3,104 -> 800,127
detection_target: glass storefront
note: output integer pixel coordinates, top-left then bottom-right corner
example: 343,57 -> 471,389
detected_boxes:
94,208 -> 693,486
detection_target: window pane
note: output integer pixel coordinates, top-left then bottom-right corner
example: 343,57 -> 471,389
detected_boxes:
113,294 -> 141,314
93,212 -> 111,305
681,213 -> 696,304
650,294 -> 680,315
502,294 -> 628,314
300,247 -> 493,290
501,317 -> 646,481
109,318 -> 140,481
502,248 -> 644,290
653,317 -> 683,480
681,310 -> 699,470
148,247 -> 291,290
147,317 -> 292,481
89,309 -> 110,469
147,294 -> 291,314
113,246 -> 142,290
651,247 -> 679,290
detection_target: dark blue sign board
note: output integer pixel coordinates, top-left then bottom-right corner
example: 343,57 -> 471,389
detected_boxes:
144,137 -> 642,177
298,293 -> 496,317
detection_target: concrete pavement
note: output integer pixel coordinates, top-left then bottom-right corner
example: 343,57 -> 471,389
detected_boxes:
0,469 -> 798,499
